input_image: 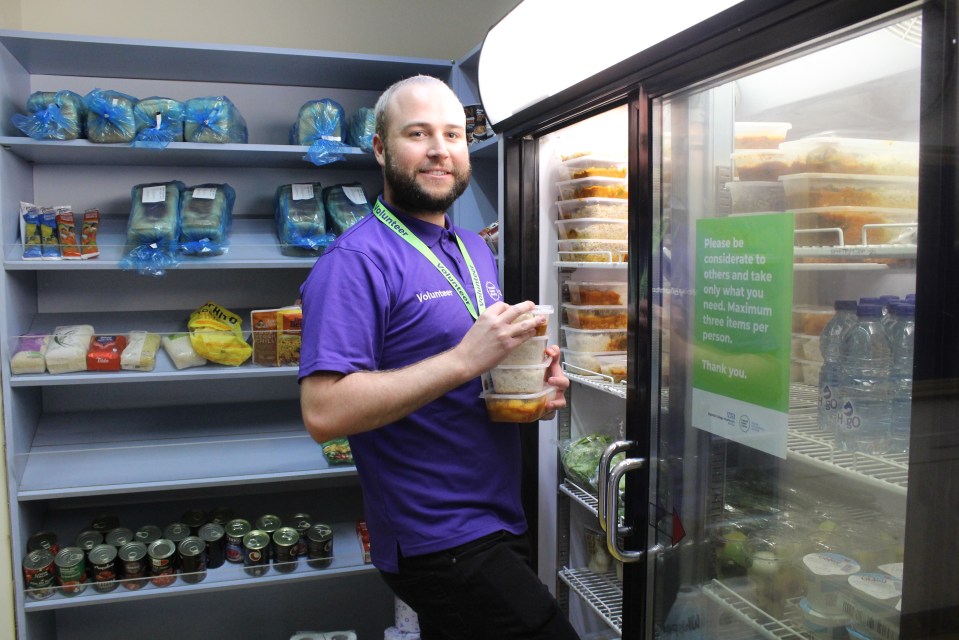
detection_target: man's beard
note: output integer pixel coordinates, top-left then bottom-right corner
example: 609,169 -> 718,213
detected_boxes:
384,149 -> 471,215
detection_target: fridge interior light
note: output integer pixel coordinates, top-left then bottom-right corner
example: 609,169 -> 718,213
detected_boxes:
478,0 -> 743,126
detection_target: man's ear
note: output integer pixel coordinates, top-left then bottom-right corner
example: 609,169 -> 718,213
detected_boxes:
372,133 -> 386,167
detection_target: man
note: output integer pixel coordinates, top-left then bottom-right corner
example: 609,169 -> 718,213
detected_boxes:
298,75 -> 578,639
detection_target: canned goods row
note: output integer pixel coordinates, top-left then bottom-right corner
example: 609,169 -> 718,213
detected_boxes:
23,511 -> 335,599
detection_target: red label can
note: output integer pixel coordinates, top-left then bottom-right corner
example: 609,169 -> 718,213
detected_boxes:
88,544 -> 118,593
23,549 -> 56,600
147,539 -> 177,587
118,541 -> 148,590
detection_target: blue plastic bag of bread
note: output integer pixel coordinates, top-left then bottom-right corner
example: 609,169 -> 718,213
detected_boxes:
132,96 -> 185,148
291,99 -> 348,166
179,183 -> 236,256
12,90 -> 86,140
274,182 -> 335,257
347,107 -> 375,152
184,96 -> 248,144
119,180 -> 185,276
84,89 -> 138,143
323,183 -> 372,236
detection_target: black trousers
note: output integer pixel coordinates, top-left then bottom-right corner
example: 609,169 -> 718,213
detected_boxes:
379,530 -> 581,640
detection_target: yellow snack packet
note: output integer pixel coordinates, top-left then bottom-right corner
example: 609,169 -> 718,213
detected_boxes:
188,301 -> 252,366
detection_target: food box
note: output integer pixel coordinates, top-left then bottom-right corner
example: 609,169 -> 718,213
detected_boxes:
566,281 -> 628,305
558,155 -> 627,180
780,137 -> 918,176
555,218 -> 628,241
482,385 -> 557,422
725,181 -> 786,213
555,176 -> 627,200
563,349 -> 626,376
513,304 -> 553,336
802,552 -> 861,615
488,359 -> 550,394
501,335 -> 548,365
563,304 -> 627,330
555,197 -> 628,220
563,326 -> 627,352
731,149 -> 789,181
840,573 -> 902,640
791,206 -> 918,246
734,121 -> 792,149
557,239 -> 628,263
780,173 -> 919,209
793,305 -> 834,336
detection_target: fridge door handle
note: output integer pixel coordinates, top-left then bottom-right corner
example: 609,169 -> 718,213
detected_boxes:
597,440 -> 636,532
605,457 -> 660,563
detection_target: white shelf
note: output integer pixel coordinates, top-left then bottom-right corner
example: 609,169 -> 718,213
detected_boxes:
4,218 -> 320,270
23,520 -> 372,611
565,370 -> 627,399
558,566 -> 623,634
0,137 -> 377,170
16,400 -> 350,500
702,580 -> 809,639
554,261 -> 629,270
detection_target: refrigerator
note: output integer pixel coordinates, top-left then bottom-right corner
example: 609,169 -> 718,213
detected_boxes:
483,0 -> 959,638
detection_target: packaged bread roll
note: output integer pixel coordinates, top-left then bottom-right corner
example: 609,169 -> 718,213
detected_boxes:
121,331 -> 161,371
45,325 -> 95,374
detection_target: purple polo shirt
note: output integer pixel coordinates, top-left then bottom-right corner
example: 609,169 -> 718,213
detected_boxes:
298,198 -> 527,573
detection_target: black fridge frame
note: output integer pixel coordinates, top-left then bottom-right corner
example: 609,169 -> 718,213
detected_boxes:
499,0 -> 958,636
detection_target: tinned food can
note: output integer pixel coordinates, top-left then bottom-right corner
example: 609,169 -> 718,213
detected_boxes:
88,544 -> 118,593
199,522 -> 226,569
90,514 -> 120,535
242,530 -> 270,577
135,524 -> 162,546
178,536 -> 207,584
307,523 -> 333,569
225,519 -> 251,564
105,527 -> 134,548
55,546 -> 87,595
272,527 -> 300,573
75,530 -> 103,579
181,509 -> 207,535
117,541 -> 148,590
209,506 -> 235,526
27,531 -> 59,556
22,549 -> 56,600
254,514 -> 282,559
147,538 -> 177,587
290,512 -> 312,558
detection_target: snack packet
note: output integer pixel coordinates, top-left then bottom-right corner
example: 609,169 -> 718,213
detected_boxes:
188,302 -> 252,366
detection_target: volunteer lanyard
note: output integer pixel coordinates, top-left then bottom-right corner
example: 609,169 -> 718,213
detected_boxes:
372,199 -> 485,320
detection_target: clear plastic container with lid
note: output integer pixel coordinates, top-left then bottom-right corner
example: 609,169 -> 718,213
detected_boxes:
562,304 -> 627,330
780,173 -> 919,209
734,121 -> 792,149
563,326 -> 627,352
487,358 -> 550,394
779,137 -> 919,176
801,552 -> 861,614
558,154 -> 627,180
555,218 -> 628,241
481,385 -> 556,422
566,281 -> 627,305
791,206 -> 918,246
555,176 -> 628,201
562,349 -> 627,377
725,180 -> 786,213
731,149 -> 789,181
557,239 -> 628,263
841,572 -> 902,639
555,197 -> 628,220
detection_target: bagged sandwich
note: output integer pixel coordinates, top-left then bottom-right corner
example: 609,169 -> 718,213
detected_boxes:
274,183 -> 334,256
133,96 -> 185,148
84,89 -> 138,143
179,183 -> 236,256
323,183 -> 372,236
12,90 -> 86,140
184,96 -> 248,144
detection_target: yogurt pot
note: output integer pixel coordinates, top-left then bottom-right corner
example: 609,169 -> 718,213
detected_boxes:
841,572 -> 902,640
802,552 -> 861,614
799,597 -> 850,640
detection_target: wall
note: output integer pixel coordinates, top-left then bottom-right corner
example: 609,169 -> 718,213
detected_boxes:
3,0 -> 522,60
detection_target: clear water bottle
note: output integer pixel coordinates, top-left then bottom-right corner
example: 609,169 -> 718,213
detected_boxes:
879,295 -> 901,334
889,303 -> 915,454
837,303 -> 892,454
818,299 -> 859,433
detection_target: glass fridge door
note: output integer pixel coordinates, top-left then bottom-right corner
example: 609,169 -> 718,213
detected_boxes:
650,11 -> 920,638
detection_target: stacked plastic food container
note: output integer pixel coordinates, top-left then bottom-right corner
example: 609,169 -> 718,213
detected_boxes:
481,305 -> 557,422
551,153 -> 630,385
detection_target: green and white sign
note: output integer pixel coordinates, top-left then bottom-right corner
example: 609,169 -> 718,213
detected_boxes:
691,213 -> 794,458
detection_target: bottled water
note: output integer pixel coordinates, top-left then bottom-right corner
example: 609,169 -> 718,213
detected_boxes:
889,303 -> 915,453
879,295 -> 901,334
837,303 -> 892,454
818,299 -> 859,433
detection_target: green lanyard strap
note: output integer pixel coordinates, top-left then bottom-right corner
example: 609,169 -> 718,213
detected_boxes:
372,199 -> 486,320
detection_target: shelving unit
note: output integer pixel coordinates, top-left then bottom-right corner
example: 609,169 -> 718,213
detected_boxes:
0,30 -> 499,640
